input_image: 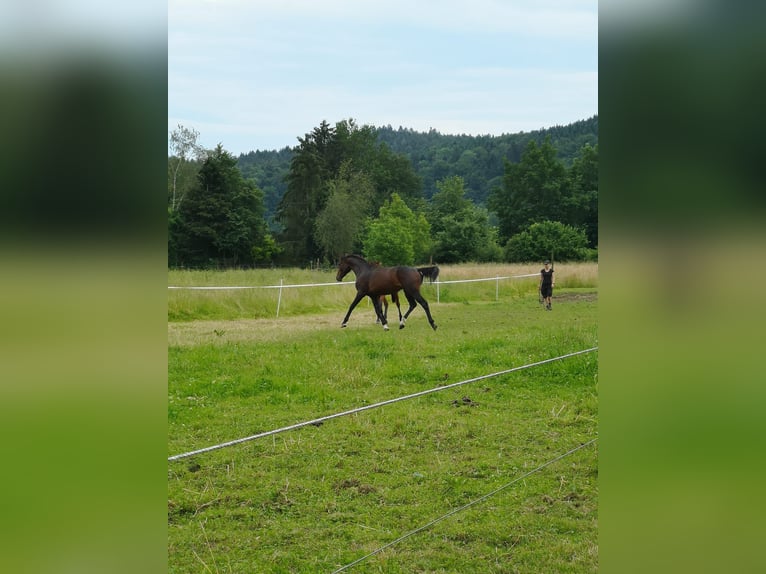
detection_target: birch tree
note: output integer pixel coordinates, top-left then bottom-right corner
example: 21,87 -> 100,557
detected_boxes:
168,124 -> 206,212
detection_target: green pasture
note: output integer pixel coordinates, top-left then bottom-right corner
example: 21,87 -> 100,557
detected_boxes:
168,264 -> 598,573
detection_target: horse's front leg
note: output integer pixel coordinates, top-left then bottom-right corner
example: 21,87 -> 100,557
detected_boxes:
341,292 -> 367,328
376,296 -> 388,324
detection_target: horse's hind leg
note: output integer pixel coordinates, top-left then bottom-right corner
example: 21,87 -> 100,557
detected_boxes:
404,290 -> 437,331
416,292 -> 437,330
392,291 -> 404,329
400,292 -> 419,329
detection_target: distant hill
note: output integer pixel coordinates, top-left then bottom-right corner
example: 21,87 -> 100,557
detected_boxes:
237,146 -> 293,227
374,115 -> 598,204
237,115 -> 597,220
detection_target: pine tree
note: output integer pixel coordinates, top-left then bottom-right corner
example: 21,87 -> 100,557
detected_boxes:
174,144 -> 272,267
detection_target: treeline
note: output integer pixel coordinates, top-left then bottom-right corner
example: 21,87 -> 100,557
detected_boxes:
375,115 -> 598,204
237,115 -> 598,221
168,117 -> 597,268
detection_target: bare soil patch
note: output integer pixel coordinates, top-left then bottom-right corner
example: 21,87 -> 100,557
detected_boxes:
168,313 -> 340,347
555,291 -> 598,302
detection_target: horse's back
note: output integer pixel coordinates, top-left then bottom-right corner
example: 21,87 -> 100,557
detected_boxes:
363,266 -> 400,295
363,264 -> 433,295
394,266 -> 426,289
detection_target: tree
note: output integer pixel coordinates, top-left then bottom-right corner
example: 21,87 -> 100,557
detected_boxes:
488,138 -> 569,243
314,161 -> 374,262
410,211 -> 432,264
363,193 -> 430,266
334,119 -> 423,212
276,121 -> 335,264
427,176 -> 497,262
504,220 -> 588,262
251,233 -> 281,264
567,144 -> 598,247
173,144 -> 274,267
276,118 -> 423,266
367,143 -> 423,213
168,124 -> 206,212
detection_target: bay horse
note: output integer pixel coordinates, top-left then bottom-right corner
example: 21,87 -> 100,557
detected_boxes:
370,261 -> 401,325
336,254 -> 439,331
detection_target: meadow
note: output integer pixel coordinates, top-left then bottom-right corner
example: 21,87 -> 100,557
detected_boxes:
168,263 -> 598,573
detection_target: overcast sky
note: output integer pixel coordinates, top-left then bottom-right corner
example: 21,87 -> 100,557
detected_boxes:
168,0 -> 598,156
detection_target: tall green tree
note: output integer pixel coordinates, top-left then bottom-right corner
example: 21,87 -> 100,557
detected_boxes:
276,121 -> 335,264
567,144 -> 598,247
488,138 -> 569,243
314,161 -> 374,262
363,193 -> 430,266
277,119 -> 423,265
427,176 -> 497,262
334,119 -> 422,212
173,144 -> 273,267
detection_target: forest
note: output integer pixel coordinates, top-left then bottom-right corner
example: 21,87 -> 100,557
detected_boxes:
168,116 -> 598,268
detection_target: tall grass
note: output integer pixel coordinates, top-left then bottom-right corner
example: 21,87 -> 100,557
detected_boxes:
168,264 -> 598,572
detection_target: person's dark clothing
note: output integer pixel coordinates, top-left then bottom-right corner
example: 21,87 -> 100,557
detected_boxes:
540,268 -> 554,298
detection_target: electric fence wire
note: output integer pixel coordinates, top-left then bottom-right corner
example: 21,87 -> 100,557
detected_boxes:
168,347 -> 597,461
331,437 -> 598,573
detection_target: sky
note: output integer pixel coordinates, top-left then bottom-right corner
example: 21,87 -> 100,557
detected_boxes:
168,0 -> 598,156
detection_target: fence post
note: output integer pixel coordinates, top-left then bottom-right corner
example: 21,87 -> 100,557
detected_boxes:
276,278 -> 283,317
436,280 -> 440,303
496,276 -> 500,301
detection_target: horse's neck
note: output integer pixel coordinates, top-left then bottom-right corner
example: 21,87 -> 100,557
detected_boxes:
347,256 -> 370,275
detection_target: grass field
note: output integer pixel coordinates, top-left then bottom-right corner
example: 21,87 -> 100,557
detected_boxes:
168,263 -> 598,573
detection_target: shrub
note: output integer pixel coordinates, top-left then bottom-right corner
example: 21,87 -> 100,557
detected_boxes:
504,220 -> 589,262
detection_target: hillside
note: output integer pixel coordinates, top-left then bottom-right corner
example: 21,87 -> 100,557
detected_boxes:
237,115 -> 598,219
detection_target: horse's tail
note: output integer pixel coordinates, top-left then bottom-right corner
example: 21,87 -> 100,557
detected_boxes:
418,265 -> 440,283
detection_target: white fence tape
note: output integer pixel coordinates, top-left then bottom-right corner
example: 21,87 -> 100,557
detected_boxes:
168,274 -> 541,313
168,281 -> 351,290
168,274 -> 539,291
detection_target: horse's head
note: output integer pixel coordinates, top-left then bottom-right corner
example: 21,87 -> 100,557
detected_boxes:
336,256 -> 352,281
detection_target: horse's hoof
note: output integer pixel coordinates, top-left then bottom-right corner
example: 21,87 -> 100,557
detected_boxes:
431,324 -> 438,331
383,324 -> 389,331
399,323 -> 405,330
341,323 -> 348,328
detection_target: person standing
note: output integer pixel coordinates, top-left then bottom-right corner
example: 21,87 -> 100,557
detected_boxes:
539,260 -> 555,310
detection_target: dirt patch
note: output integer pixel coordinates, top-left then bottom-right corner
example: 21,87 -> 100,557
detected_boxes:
168,314 -> 339,347
168,292 -> 597,346
335,478 -> 377,495
554,292 -> 598,303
